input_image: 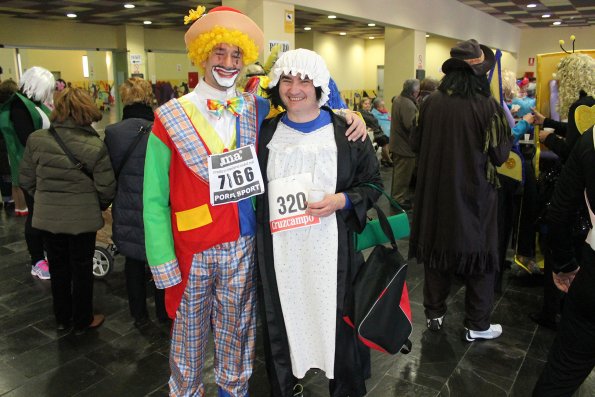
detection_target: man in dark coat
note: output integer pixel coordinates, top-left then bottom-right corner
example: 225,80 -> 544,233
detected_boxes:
390,79 -> 419,208
409,39 -> 513,341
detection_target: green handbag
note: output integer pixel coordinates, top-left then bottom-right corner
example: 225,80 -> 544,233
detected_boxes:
355,184 -> 410,252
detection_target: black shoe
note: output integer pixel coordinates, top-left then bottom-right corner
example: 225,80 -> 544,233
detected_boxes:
56,322 -> 72,332
426,316 -> 444,331
134,316 -> 150,328
529,312 -> 559,330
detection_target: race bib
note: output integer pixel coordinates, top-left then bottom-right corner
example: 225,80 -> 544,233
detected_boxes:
208,145 -> 264,205
268,173 -> 320,234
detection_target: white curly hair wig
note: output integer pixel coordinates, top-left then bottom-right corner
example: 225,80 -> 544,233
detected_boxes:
268,48 -> 330,107
19,66 -> 55,104
556,53 -> 595,119
501,69 -> 519,103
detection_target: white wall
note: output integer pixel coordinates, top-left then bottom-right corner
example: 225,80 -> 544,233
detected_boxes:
311,32 -> 365,91
280,0 -> 521,53
518,25 -> 595,76
0,48 -> 18,81
0,16 -> 120,49
364,39 -> 385,91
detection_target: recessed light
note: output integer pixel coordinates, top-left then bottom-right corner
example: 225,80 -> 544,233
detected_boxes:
542,14 -> 551,18
369,36 -> 375,40
304,26 -> 311,31
124,3 -> 135,8
66,13 -> 77,18
143,20 -> 152,25
368,23 -> 376,27
553,21 -> 562,25
527,3 -> 537,8
339,32 -> 346,36
426,34 -> 430,38
328,15 -> 337,19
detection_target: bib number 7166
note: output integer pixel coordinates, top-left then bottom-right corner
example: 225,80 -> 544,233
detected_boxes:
208,145 -> 264,205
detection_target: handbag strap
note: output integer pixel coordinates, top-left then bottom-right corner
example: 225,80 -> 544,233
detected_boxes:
364,183 -> 404,212
373,203 -> 398,248
48,125 -> 94,180
115,123 -> 152,178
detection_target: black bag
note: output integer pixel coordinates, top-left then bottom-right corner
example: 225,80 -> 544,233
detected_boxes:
345,203 -> 412,355
114,123 -> 152,178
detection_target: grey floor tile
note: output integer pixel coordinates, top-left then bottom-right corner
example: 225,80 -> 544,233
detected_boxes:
3,357 -> 109,397
74,352 -> 168,396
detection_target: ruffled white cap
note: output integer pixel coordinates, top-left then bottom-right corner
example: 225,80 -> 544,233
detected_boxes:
268,49 -> 330,107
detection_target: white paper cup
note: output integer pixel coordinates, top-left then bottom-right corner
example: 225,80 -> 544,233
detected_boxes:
524,133 -> 530,141
308,189 -> 326,203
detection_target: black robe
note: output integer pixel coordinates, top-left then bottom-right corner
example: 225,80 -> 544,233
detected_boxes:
409,90 -> 513,274
256,108 -> 382,397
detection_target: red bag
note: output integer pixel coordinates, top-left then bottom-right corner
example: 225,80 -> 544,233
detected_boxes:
345,204 -> 412,355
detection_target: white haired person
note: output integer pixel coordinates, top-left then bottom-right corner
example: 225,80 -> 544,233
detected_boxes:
0,66 -> 54,279
256,49 -> 383,397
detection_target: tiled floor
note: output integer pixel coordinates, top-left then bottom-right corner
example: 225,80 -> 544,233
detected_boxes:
1,152 -> 594,396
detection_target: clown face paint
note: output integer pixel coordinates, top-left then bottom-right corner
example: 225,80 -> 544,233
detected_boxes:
202,43 -> 244,91
211,66 -> 240,88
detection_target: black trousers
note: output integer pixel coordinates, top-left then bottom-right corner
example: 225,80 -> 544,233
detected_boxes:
42,231 -> 96,330
423,266 -> 495,331
497,175 -> 520,291
533,246 -> 595,396
23,190 -> 45,266
124,257 -> 167,321
516,159 -> 537,257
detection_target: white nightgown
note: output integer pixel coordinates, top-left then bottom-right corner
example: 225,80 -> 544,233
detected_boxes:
266,120 -> 338,379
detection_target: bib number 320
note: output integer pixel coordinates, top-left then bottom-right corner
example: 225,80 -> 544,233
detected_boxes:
277,192 -> 307,215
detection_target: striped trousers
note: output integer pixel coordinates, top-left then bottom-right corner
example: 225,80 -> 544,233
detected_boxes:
169,236 -> 257,397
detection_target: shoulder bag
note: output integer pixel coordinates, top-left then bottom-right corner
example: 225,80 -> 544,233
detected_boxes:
114,123 -> 152,179
345,185 -> 413,355
48,125 -> 94,180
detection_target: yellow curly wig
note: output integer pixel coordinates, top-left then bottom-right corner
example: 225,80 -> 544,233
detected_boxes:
187,26 -> 259,70
557,53 -> 595,118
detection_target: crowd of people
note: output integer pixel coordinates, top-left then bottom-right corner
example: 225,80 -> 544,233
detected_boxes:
0,3 -> 594,397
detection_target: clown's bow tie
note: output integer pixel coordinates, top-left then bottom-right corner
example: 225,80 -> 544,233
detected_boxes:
206,97 -> 244,118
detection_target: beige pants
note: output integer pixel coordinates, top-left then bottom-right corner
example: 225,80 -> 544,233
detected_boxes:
390,155 -> 416,204
12,186 -> 27,211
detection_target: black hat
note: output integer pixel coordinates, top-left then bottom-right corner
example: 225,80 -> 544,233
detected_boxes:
441,39 -> 495,76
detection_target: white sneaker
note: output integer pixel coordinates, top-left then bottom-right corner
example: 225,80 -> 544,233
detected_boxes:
464,324 -> 502,342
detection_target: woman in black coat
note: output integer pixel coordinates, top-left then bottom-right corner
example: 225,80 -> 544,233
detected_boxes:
533,121 -> 595,396
104,78 -> 167,326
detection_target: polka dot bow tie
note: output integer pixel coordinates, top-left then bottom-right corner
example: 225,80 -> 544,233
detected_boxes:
206,97 -> 245,118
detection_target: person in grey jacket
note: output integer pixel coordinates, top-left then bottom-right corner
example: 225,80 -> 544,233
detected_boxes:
20,87 -> 116,334
104,77 -> 167,327
390,79 -> 420,209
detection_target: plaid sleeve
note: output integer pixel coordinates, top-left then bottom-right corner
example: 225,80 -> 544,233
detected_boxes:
149,258 -> 182,289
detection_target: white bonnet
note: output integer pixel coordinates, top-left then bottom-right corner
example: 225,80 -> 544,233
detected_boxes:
268,48 -> 330,107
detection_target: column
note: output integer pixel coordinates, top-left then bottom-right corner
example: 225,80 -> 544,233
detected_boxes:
383,27 -> 426,111
223,0 -> 295,62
